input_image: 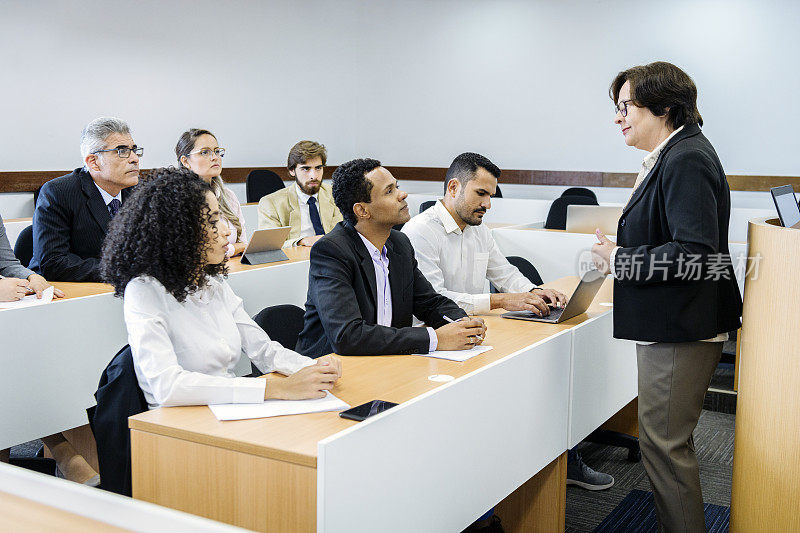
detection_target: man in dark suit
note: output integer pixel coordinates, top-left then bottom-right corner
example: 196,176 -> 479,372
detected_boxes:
296,158 -> 486,358
30,117 -> 141,281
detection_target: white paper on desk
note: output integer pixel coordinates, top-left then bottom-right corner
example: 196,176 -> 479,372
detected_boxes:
416,345 -> 493,362
208,391 -> 350,421
0,286 -> 54,310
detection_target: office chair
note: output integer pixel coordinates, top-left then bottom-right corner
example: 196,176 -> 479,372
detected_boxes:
544,195 -> 598,230
13,225 -> 34,268
251,304 -> 306,374
505,256 -> 544,285
419,200 -> 436,214
87,345 -> 148,496
560,187 -> 597,203
491,255 -> 544,293
246,169 -> 285,203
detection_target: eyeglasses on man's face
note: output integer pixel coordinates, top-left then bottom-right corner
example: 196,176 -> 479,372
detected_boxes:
92,145 -> 144,158
614,99 -> 635,118
189,147 -> 226,159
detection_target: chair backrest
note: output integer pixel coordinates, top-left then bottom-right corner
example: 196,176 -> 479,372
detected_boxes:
492,185 -> 503,198
246,169 -> 285,203
253,303 -> 306,349
560,187 -> 597,203
419,200 -> 436,214
13,225 -> 34,268
505,256 -> 544,286
544,195 -> 598,230
88,345 -> 148,496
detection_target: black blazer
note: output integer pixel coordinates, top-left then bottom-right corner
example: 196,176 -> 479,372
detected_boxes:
612,124 -> 742,342
29,168 -> 134,282
295,222 -> 467,358
86,345 -> 147,496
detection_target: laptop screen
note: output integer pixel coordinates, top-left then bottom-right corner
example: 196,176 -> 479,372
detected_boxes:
771,185 -> 800,229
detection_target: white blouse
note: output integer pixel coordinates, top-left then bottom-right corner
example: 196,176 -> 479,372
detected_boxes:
124,275 -> 314,408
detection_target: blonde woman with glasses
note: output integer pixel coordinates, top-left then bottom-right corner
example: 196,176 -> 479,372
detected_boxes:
176,129 -> 247,257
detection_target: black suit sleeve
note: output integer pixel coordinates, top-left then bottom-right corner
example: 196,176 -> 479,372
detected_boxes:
409,252 -> 468,327
32,183 -> 100,282
309,237 -> 431,355
614,150 -> 720,286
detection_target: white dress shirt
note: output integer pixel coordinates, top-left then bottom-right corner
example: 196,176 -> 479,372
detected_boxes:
402,200 -> 535,315
295,183 -> 320,242
93,181 -> 122,215
124,275 -> 315,408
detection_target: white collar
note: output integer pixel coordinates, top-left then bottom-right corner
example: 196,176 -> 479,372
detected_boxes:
432,198 -> 466,235
295,183 -> 319,205
93,181 -> 122,206
642,125 -> 684,170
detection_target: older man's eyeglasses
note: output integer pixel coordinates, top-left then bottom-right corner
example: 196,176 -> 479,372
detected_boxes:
614,100 -> 635,117
92,145 -> 144,158
189,147 -> 226,159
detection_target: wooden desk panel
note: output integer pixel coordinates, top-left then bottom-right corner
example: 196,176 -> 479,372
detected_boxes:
0,491 -> 131,532
130,277 -> 614,531
131,277 -> 605,467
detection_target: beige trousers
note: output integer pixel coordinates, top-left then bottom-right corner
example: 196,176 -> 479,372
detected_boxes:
636,341 -> 723,533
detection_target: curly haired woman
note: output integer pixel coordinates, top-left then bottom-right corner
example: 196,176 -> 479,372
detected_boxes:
100,167 -> 341,408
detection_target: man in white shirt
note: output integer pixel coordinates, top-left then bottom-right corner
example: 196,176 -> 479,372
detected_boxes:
402,152 -> 567,315
403,152 -> 614,492
257,140 -> 343,247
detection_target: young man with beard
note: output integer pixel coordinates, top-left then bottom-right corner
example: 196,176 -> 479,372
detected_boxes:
403,152 -> 615,493
257,140 -> 343,248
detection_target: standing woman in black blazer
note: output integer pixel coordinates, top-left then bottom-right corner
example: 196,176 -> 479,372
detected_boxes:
592,62 -> 742,532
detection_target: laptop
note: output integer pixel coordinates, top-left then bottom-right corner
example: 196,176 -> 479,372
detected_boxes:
501,269 -> 606,324
240,226 -> 292,265
566,205 -> 623,234
770,185 -> 800,229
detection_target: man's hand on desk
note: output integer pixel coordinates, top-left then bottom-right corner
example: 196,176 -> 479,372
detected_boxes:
532,288 -> 567,309
298,235 -> 324,247
27,273 -> 64,299
491,291 -> 553,315
262,356 -> 342,400
435,317 -> 487,351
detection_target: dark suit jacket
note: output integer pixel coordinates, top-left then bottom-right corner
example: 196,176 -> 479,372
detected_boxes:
29,168 -> 134,282
86,345 -> 147,496
295,222 -> 467,358
613,123 -> 742,342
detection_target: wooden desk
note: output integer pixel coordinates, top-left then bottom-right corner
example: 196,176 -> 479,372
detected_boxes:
0,462 -> 246,532
130,277 -> 633,532
44,249 -> 312,302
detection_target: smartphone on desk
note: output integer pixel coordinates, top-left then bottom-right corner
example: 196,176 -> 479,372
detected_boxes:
339,400 -> 398,422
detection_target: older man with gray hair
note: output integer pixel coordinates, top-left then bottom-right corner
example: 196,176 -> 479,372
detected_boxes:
30,117 -> 142,281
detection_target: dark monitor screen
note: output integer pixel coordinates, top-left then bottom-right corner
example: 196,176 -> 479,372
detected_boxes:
771,185 -> 800,229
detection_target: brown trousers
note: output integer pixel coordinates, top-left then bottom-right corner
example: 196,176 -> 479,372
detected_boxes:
637,341 -> 723,533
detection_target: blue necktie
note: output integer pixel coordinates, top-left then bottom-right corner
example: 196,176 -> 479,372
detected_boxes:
308,196 -> 325,235
108,198 -> 121,218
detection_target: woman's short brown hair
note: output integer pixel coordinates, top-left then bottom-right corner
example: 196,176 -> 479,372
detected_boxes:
610,61 -> 703,129
287,140 -> 327,171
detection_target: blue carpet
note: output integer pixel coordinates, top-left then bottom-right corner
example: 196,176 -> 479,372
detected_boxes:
593,489 -> 730,532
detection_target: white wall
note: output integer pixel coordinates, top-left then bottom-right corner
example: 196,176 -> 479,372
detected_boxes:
0,0 -> 798,176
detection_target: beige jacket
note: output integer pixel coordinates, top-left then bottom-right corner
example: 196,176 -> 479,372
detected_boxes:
257,183 -> 343,247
